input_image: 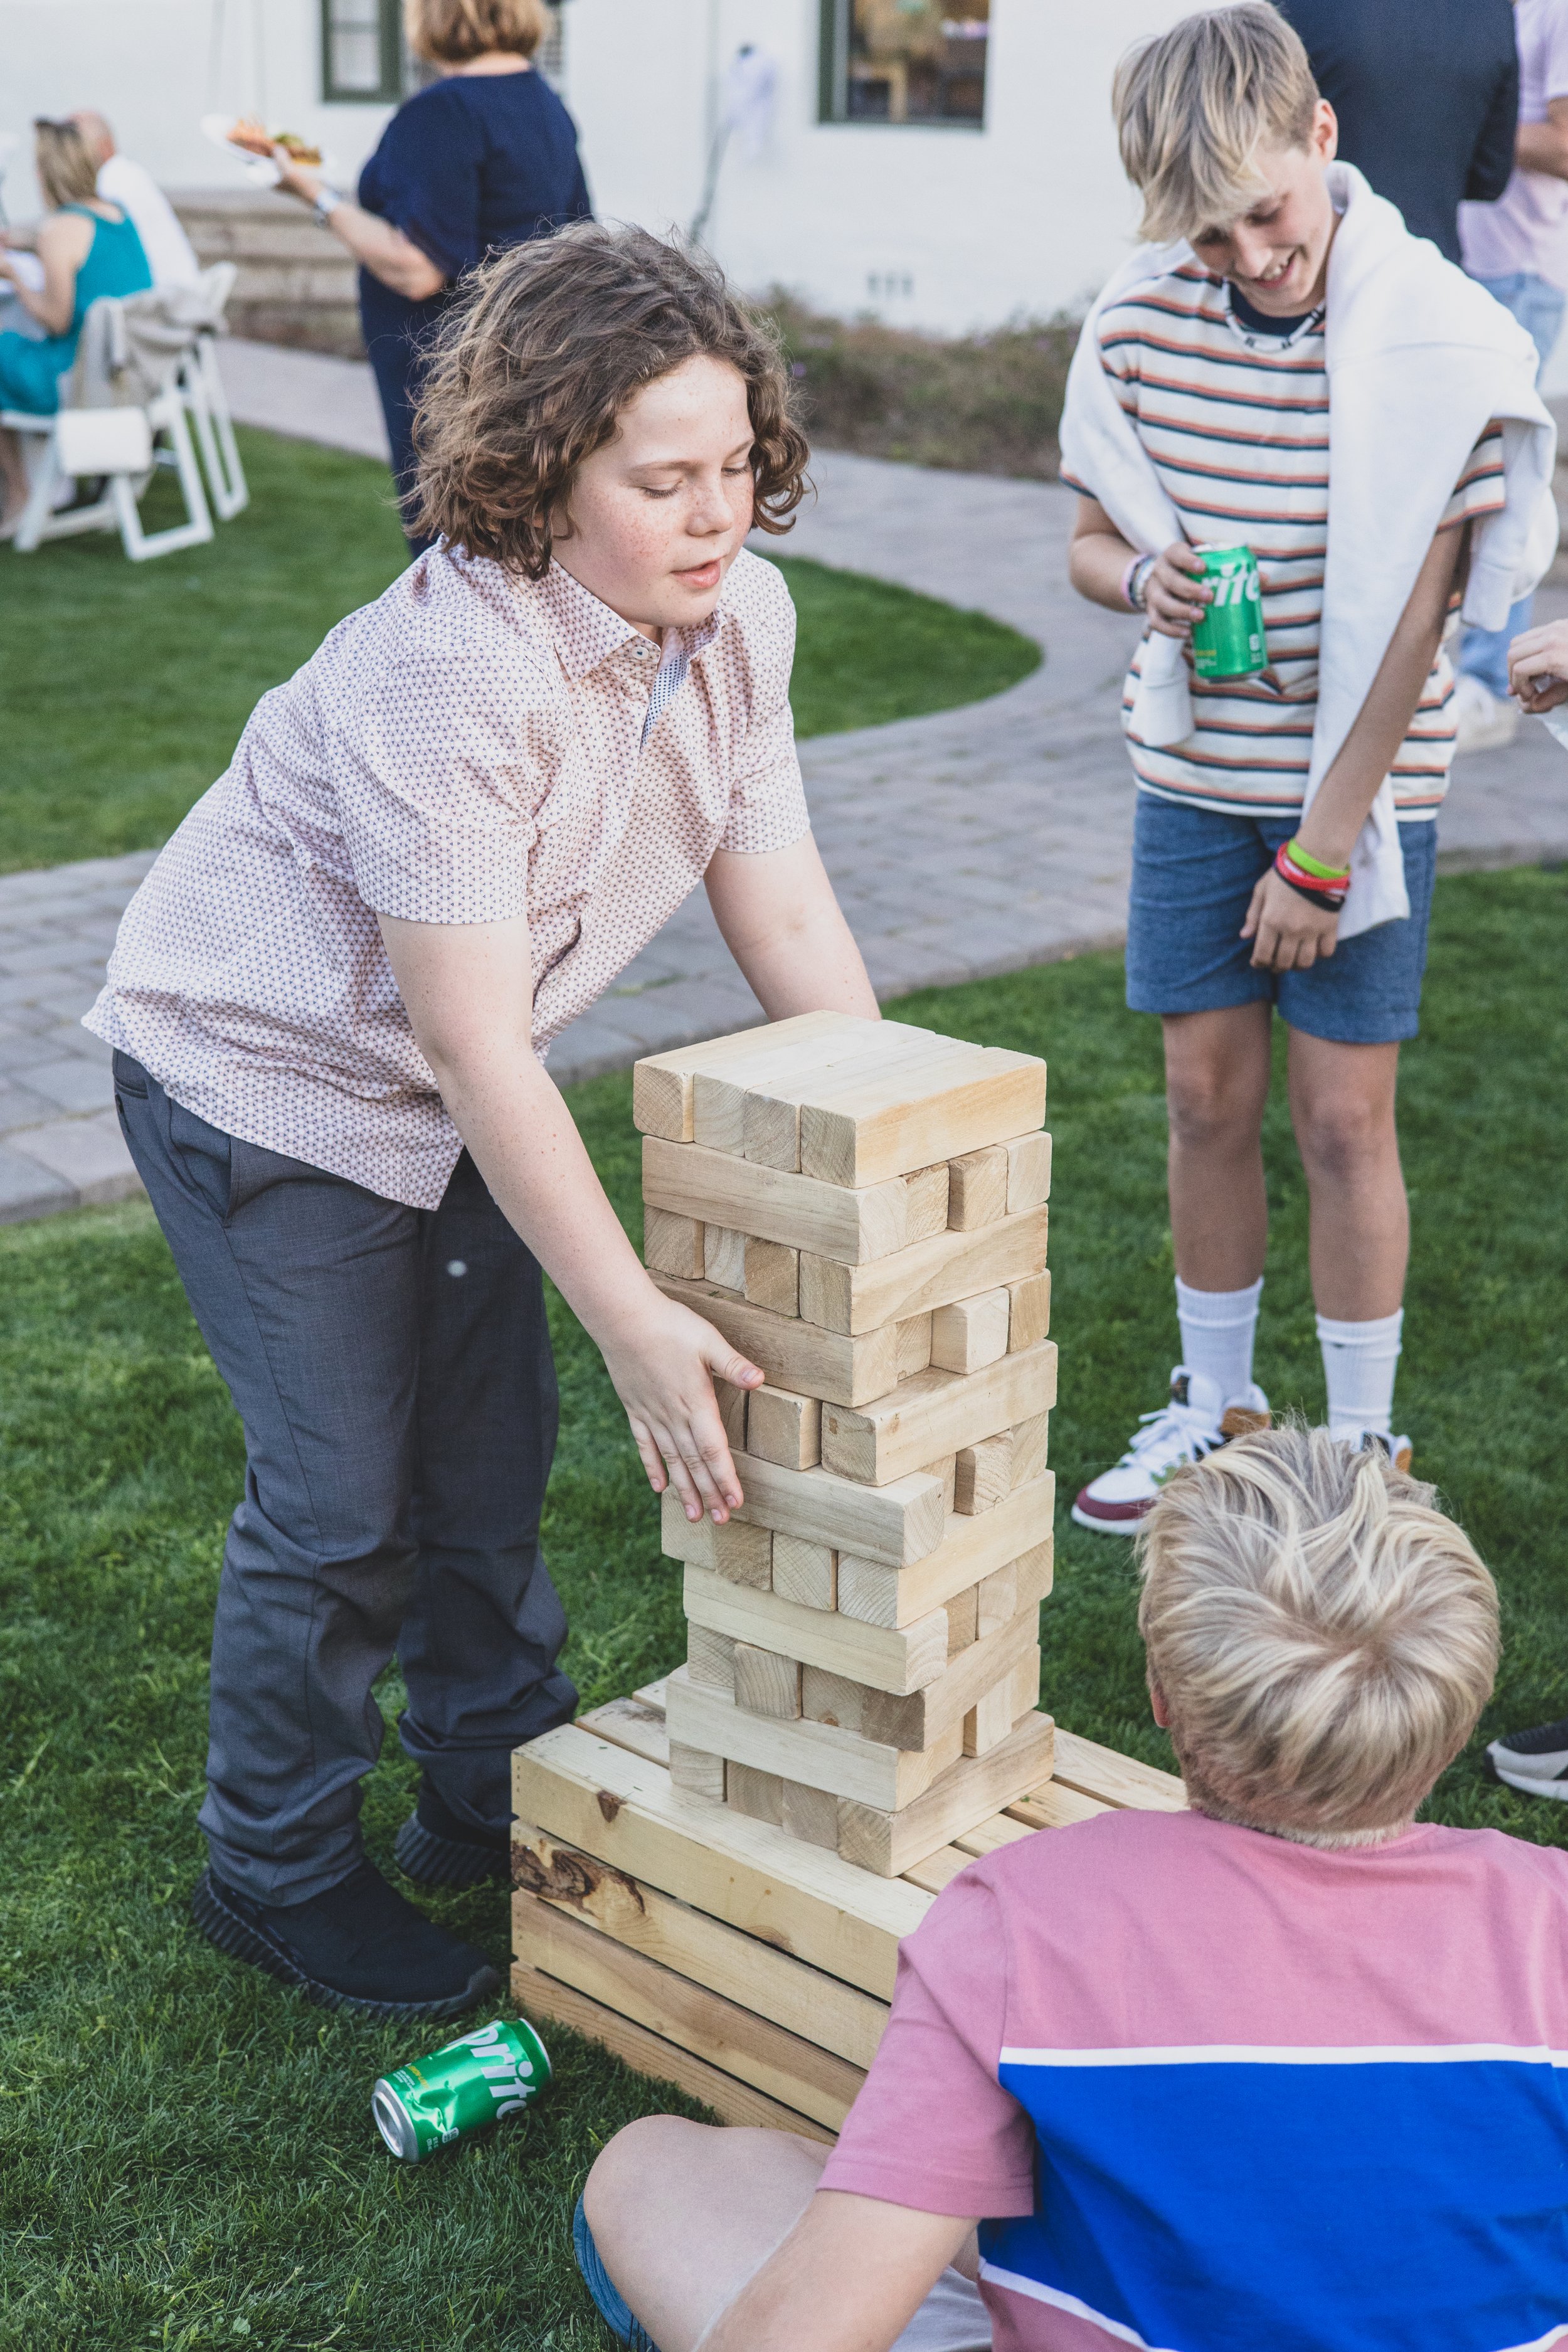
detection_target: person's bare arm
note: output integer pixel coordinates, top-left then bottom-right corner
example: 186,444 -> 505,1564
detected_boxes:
695,2192 -> 974,2352
1242,523 -> 1466,971
1508,617 -> 1568,709
378,909 -> 765,1522
704,835 -> 879,1022
1068,494 -> 1210,638
0,211 -> 91,334
1517,95 -> 1568,179
273,157 -> 446,300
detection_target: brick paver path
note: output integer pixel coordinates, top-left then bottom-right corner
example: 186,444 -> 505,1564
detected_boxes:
2,337 -> 1563,1219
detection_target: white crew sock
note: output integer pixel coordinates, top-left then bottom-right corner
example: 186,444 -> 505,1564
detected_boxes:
1175,1276 -> 1263,1403
1316,1309 -> 1404,1438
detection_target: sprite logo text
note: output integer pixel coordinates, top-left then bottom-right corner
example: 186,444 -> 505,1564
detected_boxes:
442,2020 -> 538,2119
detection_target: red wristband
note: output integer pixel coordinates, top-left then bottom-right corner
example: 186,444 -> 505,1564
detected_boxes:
1274,842 -> 1348,911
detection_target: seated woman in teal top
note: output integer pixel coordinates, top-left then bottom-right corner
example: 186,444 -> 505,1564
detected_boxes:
0,118 -> 152,525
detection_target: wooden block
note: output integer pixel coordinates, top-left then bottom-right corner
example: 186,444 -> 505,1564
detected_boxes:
726,1451 -> 947,1569
781,1779 -> 840,1850
956,1431 -> 1014,1516
800,1047 -> 1048,1189
837,1712 -> 1057,1876
514,1822 -> 889,2068
896,1313 -> 933,1379
514,1727 -> 928,1999
1010,1649 -> 1041,1722
684,1565 -> 949,1697
727,1760 -> 785,1825
963,1675 -> 1017,1759
924,1453 -> 958,1513
1005,1130 -> 1052,1214
650,1275 -> 899,1410
1011,1412 -> 1050,1487
797,1206 -> 1049,1338
837,1473 -> 1056,1628
510,1956 -> 837,2142
771,1535 -> 837,1611
691,1020 -> 911,1156
822,1338 -> 1058,1486
861,1611 -> 1042,1752
668,1742 -> 726,1802
1008,1271 -> 1051,1353
642,1135 -> 908,1267
975,1560 -> 1017,1638
714,1379 -> 748,1455
930,1289 -> 1011,1375
512,1890 -> 862,2131
801,1666 -> 868,1735
745,1238 -> 800,1318
733,1643 -> 803,1720
746,1386 -> 822,1471
687,1624 -> 737,1693
662,1491 -> 773,1588
1014,1539 -> 1054,1612
1008,1781 -> 1112,1829
946,1581 -> 978,1656
633,1012 -> 865,1142
644,1206 -> 705,1279
667,1666 -> 965,1810
740,1029 -> 963,1172
946,1144 -> 1009,1230
1050,1728 -> 1187,1812
703,1224 -> 748,1291
904,1162 -> 950,1241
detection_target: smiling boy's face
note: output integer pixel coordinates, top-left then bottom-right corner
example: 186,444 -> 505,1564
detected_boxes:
1190,100 -> 1340,316
551,354 -> 758,639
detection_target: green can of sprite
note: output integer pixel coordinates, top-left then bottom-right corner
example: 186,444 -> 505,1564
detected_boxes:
1189,542 -> 1266,680
372,2017 -> 551,2161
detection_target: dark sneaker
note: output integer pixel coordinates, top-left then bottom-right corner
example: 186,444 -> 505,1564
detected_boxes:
395,1779 -> 511,1889
1071,1368 -> 1271,1536
191,1857 -> 500,2018
1486,1715 -> 1568,1801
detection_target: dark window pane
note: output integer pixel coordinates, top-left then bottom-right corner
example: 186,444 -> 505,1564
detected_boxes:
834,0 -> 988,125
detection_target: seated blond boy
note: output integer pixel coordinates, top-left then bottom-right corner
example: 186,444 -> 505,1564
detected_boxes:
575,1426 -> 1568,2352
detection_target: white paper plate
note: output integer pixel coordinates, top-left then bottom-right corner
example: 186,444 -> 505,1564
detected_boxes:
199,114 -> 337,189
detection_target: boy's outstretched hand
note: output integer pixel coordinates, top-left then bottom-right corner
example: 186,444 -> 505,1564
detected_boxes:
1507,620 -> 1568,712
603,1293 -> 765,1526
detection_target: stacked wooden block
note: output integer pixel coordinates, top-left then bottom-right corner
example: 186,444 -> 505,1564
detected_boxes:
635,1010 -> 1059,1878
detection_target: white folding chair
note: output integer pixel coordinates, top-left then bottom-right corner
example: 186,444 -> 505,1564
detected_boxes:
177,262 -> 248,522
3,386 -> 214,560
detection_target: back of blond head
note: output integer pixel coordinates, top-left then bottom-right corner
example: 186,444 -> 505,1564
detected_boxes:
1138,1426 -> 1497,1843
33,116 -> 100,211
1114,3 -> 1320,246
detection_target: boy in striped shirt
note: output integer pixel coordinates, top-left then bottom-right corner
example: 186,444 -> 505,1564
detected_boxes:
1061,4 -> 1512,1529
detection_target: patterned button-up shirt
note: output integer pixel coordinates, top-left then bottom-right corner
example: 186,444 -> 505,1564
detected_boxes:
87,546 -> 810,1208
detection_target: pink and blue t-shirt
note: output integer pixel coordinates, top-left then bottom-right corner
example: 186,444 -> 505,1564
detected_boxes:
820,1808 -> 1568,2352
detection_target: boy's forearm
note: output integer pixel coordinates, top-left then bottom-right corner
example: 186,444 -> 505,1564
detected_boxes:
1070,526 -> 1138,612
705,840 -> 879,1021
695,2195 -> 972,2352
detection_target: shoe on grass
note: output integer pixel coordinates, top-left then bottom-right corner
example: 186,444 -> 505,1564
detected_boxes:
395,1778 -> 511,1890
1486,1715 -> 1568,1801
1071,1368 -> 1270,1536
191,1857 -> 499,2019
1335,1428 -> 1414,1475
1452,673 -> 1519,756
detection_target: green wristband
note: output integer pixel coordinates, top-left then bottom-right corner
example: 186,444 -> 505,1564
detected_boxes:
1285,836 -> 1351,883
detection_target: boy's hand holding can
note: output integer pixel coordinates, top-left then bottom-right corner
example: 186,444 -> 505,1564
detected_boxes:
1144,541 -> 1214,638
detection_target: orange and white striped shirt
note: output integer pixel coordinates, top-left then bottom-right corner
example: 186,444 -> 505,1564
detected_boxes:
1061,263 -> 1506,820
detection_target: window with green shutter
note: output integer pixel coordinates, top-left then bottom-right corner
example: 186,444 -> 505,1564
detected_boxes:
819,0 -> 989,126
320,0 -> 403,103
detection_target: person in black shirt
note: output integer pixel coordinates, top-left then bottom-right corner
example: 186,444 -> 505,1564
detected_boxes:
1275,0 -> 1519,261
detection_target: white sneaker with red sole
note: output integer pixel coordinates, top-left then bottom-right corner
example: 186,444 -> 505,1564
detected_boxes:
1071,1367 -> 1271,1537
1334,1428 -> 1414,1474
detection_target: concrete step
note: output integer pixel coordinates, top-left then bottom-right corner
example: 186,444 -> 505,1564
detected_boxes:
173,187 -> 363,357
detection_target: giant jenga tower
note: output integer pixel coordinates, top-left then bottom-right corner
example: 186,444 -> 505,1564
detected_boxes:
635,1010 -> 1057,1878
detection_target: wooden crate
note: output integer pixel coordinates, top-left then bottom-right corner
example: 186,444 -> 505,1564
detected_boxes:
511,1682 -> 1185,2140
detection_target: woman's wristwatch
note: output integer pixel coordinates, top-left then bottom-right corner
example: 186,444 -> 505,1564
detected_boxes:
312,187 -> 347,228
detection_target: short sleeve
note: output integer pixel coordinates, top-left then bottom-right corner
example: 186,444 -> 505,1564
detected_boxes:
1441,425 -> 1507,532
819,1870 -> 1037,2220
714,566 -> 812,856
323,650 -> 538,926
1545,12 -> 1568,103
359,87 -> 484,280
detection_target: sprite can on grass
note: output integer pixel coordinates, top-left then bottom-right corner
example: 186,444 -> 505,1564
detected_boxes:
373,2017 -> 551,2161
1189,542 -> 1265,681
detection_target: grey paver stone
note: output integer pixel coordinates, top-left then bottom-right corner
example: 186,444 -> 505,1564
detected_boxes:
7,1111 -> 142,1205
21,1056 -> 117,1115
0,1144 -> 75,1222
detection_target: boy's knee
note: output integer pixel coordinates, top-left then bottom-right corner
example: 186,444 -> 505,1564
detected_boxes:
1167,1069 -> 1256,1152
1296,1094 -> 1392,1180
581,2115 -> 720,2240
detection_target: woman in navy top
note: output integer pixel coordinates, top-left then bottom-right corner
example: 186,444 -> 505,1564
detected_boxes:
274,0 -> 590,549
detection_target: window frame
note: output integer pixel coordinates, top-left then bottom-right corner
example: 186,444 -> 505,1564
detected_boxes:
817,0 -> 990,130
320,0 -> 404,105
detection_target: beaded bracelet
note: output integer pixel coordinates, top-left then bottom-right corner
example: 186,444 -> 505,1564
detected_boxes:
1274,840 -> 1348,913
1121,553 -> 1156,613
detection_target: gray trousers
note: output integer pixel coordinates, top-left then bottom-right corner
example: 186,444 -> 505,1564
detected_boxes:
114,1054 -> 575,1904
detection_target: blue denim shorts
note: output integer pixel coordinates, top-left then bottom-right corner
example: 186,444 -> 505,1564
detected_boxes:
1124,794 -> 1438,1044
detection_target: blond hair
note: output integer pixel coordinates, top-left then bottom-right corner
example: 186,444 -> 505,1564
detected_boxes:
33,117 -> 100,211
1114,3 -> 1320,246
406,0 -> 546,63
1138,1426 -> 1497,1845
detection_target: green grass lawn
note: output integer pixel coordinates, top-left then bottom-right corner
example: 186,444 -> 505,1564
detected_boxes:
0,426 -> 1039,877
1,866 -> 1564,2348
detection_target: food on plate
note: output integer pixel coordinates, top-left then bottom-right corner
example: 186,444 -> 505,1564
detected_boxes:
226,117 -> 322,166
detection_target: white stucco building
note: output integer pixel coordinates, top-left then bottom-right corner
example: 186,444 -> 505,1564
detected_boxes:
0,0 -> 1195,332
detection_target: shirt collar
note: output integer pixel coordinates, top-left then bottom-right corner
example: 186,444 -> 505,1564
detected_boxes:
534,557 -> 727,679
